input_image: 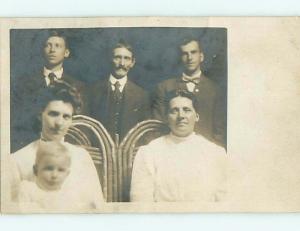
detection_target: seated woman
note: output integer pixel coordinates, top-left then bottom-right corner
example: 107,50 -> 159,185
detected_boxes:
10,82 -> 104,211
130,90 -> 227,202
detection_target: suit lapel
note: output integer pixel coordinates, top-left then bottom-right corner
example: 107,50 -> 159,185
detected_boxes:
176,77 -> 189,91
36,70 -> 47,88
194,74 -> 211,96
122,80 -> 135,113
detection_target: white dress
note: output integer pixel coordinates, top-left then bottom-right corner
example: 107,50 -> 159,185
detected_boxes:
10,140 -> 104,211
18,180 -> 96,212
130,133 -> 227,202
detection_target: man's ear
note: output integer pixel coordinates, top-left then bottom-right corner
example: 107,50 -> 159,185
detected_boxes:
200,52 -> 204,62
196,113 -> 200,122
33,165 -> 38,176
130,57 -> 136,68
64,48 -> 70,58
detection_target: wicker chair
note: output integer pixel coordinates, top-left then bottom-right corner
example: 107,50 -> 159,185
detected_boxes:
65,115 -> 117,202
118,119 -> 169,202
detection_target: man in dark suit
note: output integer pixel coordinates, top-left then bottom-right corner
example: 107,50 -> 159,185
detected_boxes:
88,41 -> 150,144
11,30 -> 85,152
152,38 -> 226,147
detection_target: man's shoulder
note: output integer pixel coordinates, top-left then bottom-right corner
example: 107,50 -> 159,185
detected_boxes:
62,73 -> 85,89
89,78 -> 108,89
154,77 -> 180,95
157,77 -> 179,87
16,71 -> 44,88
127,80 -> 148,95
199,74 -> 218,89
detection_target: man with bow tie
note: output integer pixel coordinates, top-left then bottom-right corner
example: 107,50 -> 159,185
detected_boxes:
11,30 -> 85,152
152,38 -> 225,147
87,41 -> 150,144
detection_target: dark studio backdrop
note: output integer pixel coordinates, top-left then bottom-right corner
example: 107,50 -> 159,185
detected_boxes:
10,27 -> 227,151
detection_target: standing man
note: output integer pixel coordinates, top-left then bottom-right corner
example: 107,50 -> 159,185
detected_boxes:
11,30 -> 85,152
152,38 -> 226,146
88,41 -> 150,144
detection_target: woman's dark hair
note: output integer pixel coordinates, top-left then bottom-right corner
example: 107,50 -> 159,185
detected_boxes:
36,81 -> 82,114
32,81 -> 82,133
164,89 -> 198,115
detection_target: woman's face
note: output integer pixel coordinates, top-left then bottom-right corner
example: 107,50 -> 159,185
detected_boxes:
167,96 -> 199,137
40,100 -> 73,141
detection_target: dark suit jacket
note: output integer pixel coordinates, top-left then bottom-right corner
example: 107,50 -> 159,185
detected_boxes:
152,74 -> 226,147
87,78 -> 150,142
11,70 -> 86,152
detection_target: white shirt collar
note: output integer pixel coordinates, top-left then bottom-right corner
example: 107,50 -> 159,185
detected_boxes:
43,67 -> 64,79
182,69 -> 202,79
43,67 -> 64,86
109,74 -> 127,92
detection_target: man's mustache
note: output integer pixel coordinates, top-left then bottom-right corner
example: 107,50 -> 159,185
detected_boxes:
116,66 -> 128,71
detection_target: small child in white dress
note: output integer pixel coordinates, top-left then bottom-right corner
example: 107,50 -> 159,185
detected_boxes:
17,141 -> 97,212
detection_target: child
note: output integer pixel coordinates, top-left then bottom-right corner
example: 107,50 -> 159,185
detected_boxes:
18,141 -> 98,212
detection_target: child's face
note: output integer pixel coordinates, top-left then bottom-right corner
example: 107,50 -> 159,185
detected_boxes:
36,155 -> 70,191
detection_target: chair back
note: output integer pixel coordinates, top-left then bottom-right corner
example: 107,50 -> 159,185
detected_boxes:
118,120 -> 169,201
65,115 -> 117,202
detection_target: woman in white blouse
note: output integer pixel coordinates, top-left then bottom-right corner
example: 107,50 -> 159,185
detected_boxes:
130,90 -> 227,202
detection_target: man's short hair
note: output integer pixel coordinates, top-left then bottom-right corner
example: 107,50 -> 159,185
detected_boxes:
164,89 -> 198,115
44,30 -> 69,49
112,39 -> 135,59
178,37 -> 203,52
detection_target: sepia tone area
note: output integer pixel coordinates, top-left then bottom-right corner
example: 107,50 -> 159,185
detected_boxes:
1,17 -> 300,213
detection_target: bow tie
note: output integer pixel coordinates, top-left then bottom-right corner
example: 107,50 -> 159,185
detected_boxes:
182,75 -> 201,85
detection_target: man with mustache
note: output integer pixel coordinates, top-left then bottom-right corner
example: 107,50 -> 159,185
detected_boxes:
88,41 -> 150,143
11,30 -> 85,152
152,38 -> 226,147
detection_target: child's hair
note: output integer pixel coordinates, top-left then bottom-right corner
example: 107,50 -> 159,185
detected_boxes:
34,141 -> 71,175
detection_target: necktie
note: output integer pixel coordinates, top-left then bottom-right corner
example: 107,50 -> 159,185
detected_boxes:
114,81 -> 122,101
182,75 -> 201,85
48,72 -> 57,86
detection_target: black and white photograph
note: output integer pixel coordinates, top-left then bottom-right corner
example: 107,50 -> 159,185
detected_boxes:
1,17 -> 300,213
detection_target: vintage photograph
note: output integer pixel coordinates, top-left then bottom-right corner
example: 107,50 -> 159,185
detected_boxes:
1,17 -> 300,213
8,26 -> 227,210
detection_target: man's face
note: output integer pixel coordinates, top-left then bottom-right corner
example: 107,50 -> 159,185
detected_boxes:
167,96 -> 199,137
111,47 -> 135,79
36,155 -> 70,191
180,41 -> 204,75
43,36 -> 70,68
41,100 -> 73,141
